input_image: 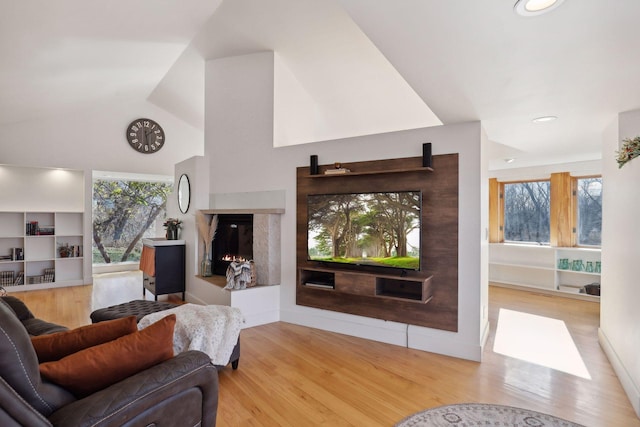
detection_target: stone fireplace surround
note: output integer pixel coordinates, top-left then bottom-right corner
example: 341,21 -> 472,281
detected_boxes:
199,209 -> 283,286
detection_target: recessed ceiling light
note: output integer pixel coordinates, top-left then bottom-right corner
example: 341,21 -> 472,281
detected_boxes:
505,158 -> 516,164
514,0 -> 565,16
532,115 -> 557,123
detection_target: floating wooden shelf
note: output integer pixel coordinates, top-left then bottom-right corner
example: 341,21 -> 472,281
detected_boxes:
309,166 -> 433,178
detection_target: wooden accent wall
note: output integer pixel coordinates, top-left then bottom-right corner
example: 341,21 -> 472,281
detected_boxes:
296,154 -> 459,332
550,172 -> 574,247
488,178 -> 502,243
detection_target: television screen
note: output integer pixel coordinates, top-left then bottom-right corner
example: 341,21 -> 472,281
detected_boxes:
307,191 -> 421,271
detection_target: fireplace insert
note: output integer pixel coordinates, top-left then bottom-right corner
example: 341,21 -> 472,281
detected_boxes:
212,214 -> 253,275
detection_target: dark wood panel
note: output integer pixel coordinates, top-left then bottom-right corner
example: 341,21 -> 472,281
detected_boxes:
335,272 -> 375,296
296,153 -> 458,332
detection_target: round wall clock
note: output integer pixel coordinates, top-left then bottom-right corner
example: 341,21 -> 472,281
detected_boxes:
126,118 -> 165,154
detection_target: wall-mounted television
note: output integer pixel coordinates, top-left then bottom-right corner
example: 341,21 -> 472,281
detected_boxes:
307,191 -> 422,271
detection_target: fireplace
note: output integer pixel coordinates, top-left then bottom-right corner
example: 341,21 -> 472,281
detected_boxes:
212,214 -> 253,276
198,208 -> 282,286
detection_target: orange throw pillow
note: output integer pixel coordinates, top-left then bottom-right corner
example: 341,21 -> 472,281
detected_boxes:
31,316 -> 138,363
39,314 -> 176,397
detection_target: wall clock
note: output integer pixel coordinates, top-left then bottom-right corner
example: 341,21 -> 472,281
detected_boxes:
126,118 -> 165,154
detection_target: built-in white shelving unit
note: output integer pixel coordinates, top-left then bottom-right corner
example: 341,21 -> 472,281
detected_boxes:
489,243 -> 601,301
0,211 -> 84,290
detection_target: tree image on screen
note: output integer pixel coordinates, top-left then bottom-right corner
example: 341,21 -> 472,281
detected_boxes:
307,191 -> 421,270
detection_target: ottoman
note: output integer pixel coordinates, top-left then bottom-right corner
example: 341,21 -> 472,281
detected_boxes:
90,300 -> 179,323
90,299 -> 240,369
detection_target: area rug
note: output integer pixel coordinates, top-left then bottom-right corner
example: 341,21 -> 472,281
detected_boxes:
394,403 -> 584,427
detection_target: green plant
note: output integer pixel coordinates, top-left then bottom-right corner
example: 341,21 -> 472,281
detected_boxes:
616,136 -> 640,168
163,218 -> 182,230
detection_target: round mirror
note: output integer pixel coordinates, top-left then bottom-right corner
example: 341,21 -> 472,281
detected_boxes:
178,174 -> 190,214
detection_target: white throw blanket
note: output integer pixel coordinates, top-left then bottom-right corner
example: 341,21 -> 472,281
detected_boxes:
137,304 -> 244,365
224,260 -> 254,290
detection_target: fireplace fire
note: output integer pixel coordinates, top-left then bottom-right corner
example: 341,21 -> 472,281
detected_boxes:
221,254 -> 248,262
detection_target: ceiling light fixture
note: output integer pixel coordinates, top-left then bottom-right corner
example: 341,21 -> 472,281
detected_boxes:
514,0 -> 565,16
505,158 -> 516,164
532,115 -> 557,123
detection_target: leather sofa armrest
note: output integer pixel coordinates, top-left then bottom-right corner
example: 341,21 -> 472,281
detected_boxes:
0,296 -> 35,321
48,351 -> 218,427
0,376 -> 53,427
22,318 -> 69,336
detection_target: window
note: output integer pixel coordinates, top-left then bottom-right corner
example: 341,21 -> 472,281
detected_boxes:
503,181 -> 550,244
576,177 -> 602,246
490,173 -> 602,248
92,178 -> 172,265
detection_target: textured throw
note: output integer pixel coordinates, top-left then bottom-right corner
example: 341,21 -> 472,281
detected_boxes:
138,303 -> 243,365
395,403 -> 584,427
225,260 -> 254,290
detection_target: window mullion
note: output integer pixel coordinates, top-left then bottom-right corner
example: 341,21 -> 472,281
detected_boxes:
550,172 -> 573,247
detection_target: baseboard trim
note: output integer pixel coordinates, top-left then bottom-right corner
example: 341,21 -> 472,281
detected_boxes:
599,328 -> 640,418
242,310 -> 279,329
280,307 -> 408,347
479,319 -> 491,360
185,291 -> 206,305
281,307 -> 483,361
408,325 -> 483,362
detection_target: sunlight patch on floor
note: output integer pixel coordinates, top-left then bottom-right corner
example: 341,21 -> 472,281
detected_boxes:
92,270 -> 144,311
493,308 -> 591,379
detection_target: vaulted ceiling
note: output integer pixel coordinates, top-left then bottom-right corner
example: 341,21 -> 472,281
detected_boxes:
3,0 -> 640,170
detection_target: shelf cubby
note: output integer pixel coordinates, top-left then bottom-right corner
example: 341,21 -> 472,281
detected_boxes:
0,211 -> 84,290
489,243 -> 601,299
375,276 -> 432,303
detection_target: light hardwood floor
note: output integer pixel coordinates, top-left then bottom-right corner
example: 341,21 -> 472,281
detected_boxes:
8,284 -> 640,427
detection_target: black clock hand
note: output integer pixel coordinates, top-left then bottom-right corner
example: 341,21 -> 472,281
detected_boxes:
141,129 -> 147,147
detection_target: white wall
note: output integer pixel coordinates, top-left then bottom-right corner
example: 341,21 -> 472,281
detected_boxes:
0,165 -> 84,212
204,51 -> 488,361
489,159 -> 601,181
273,52 -> 321,148
479,126 -> 490,350
173,155 -> 212,304
599,109 -> 640,416
0,99 -> 203,175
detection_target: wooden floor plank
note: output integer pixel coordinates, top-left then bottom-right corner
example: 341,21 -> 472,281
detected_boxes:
8,284 -> 640,427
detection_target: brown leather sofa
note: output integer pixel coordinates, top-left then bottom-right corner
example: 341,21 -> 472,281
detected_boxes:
1,295 -> 69,336
0,296 -> 219,427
